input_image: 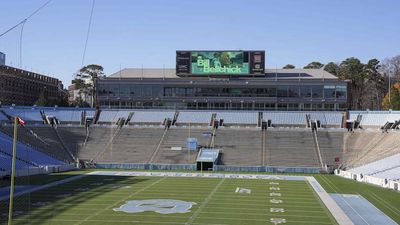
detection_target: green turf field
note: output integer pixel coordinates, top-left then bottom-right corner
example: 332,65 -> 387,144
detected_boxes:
315,174 -> 400,223
0,173 -> 338,225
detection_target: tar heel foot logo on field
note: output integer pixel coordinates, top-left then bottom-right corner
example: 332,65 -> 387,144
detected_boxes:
113,199 -> 196,214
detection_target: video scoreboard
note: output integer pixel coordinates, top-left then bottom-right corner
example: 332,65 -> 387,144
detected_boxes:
176,50 -> 265,76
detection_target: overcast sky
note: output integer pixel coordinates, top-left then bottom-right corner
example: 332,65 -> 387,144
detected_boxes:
1,0 -> 399,86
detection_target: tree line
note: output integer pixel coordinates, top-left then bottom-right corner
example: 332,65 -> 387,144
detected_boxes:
283,55 -> 400,110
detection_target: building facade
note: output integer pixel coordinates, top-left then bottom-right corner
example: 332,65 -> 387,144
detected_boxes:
97,68 -> 348,111
0,65 -> 64,106
0,52 -> 5,66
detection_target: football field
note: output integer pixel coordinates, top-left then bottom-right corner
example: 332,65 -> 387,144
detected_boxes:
0,173 -> 338,225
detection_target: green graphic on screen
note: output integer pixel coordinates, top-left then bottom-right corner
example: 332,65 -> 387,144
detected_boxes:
191,51 -> 249,74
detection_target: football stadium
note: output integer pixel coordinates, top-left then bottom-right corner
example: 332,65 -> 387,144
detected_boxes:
1,68 -> 400,224
1,1 -> 400,225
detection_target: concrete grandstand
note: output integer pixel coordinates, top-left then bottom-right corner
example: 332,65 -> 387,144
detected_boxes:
0,106 -> 399,190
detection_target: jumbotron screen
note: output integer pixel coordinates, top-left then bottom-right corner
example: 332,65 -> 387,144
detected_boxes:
176,50 -> 265,76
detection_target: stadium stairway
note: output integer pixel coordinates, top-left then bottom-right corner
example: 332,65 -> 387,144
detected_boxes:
261,129 -> 267,166
56,126 -> 87,157
316,131 -> 345,167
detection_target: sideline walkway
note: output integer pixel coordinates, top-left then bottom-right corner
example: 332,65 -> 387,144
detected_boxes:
88,170 -> 306,180
306,176 -> 354,225
331,194 -> 397,225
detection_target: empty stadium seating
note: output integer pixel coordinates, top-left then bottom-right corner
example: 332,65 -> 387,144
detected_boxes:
153,127 -> 212,164
349,154 -> 400,176
0,125 -> 73,162
310,112 -> 343,127
131,111 -> 175,124
266,129 -> 320,167
56,126 -> 87,156
343,131 -> 400,168
97,110 -> 132,123
93,127 -> 165,163
316,131 -> 344,166
349,111 -> 400,127
264,111 -> 343,127
214,128 -> 263,166
264,112 -> 306,126
0,152 -> 35,171
77,126 -> 117,161
216,112 -> 258,125
2,106 -> 400,175
1,106 -> 347,127
176,111 -> 213,124
44,108 -> 94,123
2,107 -> 43,121
0,131 -> 65,171
373,167 -> 400,180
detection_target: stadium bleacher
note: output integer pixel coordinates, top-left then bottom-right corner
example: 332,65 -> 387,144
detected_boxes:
1,106 -> 399,177
216,112 -> 258,125
97,110 -> 133,123
263,112 -> 306,126
349,153 -> 400,178
0,152 -> 34,171
131,110 -> 175,124
215,128 -> 263,166
343,131 -> 400,168
87,127 -> 166,163
2,107 -> 43,121
153,127 -> 211,164
349,111 -> 400,127
0,106 -> 346,126
0,131 -> 65,171
316,130 -> 345,166
266,129 -> 320,167
176,111 -> 213,124
44,108 -> 94,122
373,167 -> 400,180
0,125 -> 73,163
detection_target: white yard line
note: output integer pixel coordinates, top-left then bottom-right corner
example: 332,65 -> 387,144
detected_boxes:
185,178 -> 225,225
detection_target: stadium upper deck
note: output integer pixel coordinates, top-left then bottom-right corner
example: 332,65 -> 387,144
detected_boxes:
97,68 -> 348,111
97,50 -> 348,111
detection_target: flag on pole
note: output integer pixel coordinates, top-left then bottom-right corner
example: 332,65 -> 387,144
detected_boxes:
17,117 -> 25,125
